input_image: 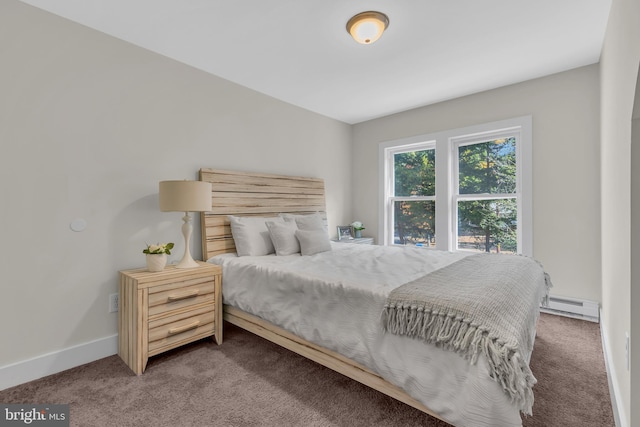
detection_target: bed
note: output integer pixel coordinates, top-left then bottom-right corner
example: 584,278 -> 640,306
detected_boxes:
199,168 -> 550,427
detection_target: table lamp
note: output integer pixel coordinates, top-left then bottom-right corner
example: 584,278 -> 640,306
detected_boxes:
159,180 -> 212,268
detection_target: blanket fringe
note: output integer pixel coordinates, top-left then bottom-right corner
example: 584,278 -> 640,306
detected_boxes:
381,304 -> 536,415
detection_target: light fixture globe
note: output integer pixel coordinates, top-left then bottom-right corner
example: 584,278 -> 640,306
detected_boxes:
346,11 -> 389,45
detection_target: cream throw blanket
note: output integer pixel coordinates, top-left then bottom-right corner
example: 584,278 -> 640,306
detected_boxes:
381,253 -> 551,415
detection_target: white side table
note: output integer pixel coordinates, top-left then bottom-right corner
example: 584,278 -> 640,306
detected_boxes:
332,237 -> 375,245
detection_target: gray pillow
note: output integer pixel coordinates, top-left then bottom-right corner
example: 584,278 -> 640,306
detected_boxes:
280,212 -> 328,233
228,215 -> 283,256
295,229 -> 332,256
266,220 -> 300,256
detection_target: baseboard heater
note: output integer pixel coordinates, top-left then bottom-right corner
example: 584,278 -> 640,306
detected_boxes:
540,295 -> 599,323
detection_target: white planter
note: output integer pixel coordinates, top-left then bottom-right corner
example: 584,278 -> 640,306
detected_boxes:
146,254 -> 167,272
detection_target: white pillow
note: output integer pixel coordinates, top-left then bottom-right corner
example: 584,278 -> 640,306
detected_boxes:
228,215 -> 283,256
280,212 -> 328,233
266,220 -> 300,256
295,229 -> 332,256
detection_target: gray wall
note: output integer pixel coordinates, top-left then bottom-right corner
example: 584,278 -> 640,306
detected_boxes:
352,64 -> 601,303
600,0 -> 640,424
0,1 -> 352,366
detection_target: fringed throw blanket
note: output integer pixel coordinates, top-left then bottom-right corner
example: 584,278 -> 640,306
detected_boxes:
381,253 -> 552,415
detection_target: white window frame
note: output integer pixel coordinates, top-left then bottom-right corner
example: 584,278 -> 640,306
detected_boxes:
379,116 -> 532,256
383,141 -> 436,247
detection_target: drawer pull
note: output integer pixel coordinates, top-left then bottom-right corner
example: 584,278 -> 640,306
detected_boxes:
168,321 -> 200,336
167,290 -> 199,302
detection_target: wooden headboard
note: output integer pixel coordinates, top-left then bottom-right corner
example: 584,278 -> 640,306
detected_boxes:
198,168 -> 326,260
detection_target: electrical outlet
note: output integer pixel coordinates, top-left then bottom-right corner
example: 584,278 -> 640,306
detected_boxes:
109,293 -> 119,313
625,332 -> 630,371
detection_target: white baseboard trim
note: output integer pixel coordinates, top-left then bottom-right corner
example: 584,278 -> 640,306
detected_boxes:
600,309 -> 626,427
0,334 -> 118,391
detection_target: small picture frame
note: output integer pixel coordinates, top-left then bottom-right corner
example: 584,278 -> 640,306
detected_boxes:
337,225 -> 353,240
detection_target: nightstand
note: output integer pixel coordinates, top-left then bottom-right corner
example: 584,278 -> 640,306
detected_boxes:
332,237 -> 375,245
118,261 -> 222,375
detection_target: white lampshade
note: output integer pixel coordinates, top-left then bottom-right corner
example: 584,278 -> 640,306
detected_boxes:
158,180 -> 212,269
159,181 -> 212,213
346,11 -> 389,45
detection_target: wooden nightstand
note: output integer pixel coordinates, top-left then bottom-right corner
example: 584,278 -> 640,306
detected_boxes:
118,261 -> 222,375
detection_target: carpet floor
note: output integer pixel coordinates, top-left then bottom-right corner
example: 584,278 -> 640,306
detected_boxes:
0,313 -> 615,426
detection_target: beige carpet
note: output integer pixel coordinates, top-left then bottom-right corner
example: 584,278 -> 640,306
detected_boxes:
0,313 -> 614,426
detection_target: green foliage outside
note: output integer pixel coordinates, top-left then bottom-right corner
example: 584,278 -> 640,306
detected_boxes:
393,138 -> 518,252
458,138 -> 517,253
393,149 -> 435,245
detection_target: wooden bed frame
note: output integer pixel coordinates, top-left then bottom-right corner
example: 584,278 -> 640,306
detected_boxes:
198,168 -> 443,421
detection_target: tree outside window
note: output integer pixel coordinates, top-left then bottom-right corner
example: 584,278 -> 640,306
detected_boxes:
393,149 -> 436,246
456,137 -> 518,253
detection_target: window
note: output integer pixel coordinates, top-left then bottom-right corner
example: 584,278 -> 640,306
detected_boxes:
454,135 -> 519,254
390,144 -> 436,246
380,116 -> 532,255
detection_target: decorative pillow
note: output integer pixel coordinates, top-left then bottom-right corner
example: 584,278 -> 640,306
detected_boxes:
228,215 -> 283,256
280,212 -> 328,233
295,229 -> 332,256
266,220 -> 300,256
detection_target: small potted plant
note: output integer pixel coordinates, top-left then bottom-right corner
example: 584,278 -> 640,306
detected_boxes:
351,221 -> 365,239
143,242 -> 174,272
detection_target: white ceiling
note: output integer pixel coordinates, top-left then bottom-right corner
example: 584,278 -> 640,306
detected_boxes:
21,0 -> 612,124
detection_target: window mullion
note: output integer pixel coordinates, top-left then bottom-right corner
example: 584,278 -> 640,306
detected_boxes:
455,193 -> 517,201
390,196 -> 435,202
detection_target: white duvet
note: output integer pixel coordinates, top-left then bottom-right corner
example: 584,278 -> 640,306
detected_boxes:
208,243 -> 528,427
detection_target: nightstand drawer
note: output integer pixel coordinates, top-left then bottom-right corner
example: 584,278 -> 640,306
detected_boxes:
148,277 -> 216,317
148,305 -> 216,354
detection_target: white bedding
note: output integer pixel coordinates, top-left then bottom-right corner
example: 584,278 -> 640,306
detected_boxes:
209,243 -> 532,427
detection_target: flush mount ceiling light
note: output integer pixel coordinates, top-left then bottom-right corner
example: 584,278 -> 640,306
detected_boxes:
346,11 -> 389,45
